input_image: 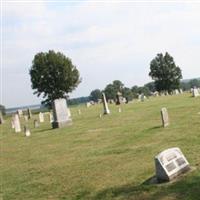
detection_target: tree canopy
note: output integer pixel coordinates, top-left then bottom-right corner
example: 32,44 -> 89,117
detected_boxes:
29,50 -> 81,106
149,52 -> 182,93
90,89 -> 102,102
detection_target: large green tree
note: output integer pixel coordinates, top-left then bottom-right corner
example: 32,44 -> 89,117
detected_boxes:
30,50 -> 81,106
90,89 -> 102,102
104,80 -> 124,100
149,52 -> 182,93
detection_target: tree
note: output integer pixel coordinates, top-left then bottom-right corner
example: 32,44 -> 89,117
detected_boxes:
104,84 -> 116,100
90,89 -> 102,102
122,87 -> 134,101
149,52 -> 182,93
29,50 -> 81,107
104,80 -> 124,100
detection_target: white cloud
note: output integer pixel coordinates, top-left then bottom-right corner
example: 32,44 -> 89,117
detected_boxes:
2,1 -> 200,107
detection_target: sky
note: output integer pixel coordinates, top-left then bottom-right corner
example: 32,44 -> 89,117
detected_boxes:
1,0 -> 200,108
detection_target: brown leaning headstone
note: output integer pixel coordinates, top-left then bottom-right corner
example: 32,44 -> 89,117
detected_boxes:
161,107 -> 169,127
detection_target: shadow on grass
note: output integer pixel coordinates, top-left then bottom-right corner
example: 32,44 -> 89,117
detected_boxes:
34,127 -> 53,133
147,126 -> 162,131
92,173 -> 200,200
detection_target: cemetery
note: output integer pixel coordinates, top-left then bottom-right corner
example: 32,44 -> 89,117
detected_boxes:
2,2 -> 200,200
1,93 -> 200,200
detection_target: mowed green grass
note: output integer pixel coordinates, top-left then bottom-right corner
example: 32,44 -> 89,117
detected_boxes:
1,93 -> 200,200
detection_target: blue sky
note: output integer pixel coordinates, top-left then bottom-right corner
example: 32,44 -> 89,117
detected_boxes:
2,1 -> 200,107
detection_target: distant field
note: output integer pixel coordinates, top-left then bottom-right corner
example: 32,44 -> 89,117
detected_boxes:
1,93 -> 200,200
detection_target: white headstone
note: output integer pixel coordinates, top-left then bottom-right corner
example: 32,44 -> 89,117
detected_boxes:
39,112 -> 44,123
24,115 -> 28,121
161,107 -> 169,127
78,109 -> 81,115
52,98 -> 72,128
24,126 -> 31,137
102,93 -> 110,114
155,147 -> 190,182
0,111 -> 4,124
34,119 -> 39,128
49,112 -> 54,123
118,107 -> 122,113
67,108 -> 71,117
175,89 -> 179,95
11,116 -> 15,128
13,114 -> 21,132
17,109 -> 23,117
86,102 -> 91,108
192,88 -> 200,97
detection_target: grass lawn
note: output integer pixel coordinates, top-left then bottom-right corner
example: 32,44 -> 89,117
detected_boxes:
1,93 -> 200,200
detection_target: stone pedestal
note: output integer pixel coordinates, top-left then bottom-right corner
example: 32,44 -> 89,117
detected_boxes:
13,114 -> 21,133
52,98 -> 72,128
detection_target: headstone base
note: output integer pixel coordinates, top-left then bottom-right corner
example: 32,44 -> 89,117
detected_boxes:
52,120 -> 72,128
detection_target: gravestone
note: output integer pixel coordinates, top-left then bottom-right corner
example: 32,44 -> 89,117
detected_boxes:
86,102 -> 91,108
78,109 -> 81,115
17,109 -> 23,117
161,107 -> 169,127
174,89 -> 179,95
141,93 -> 145,102
116,92 -> 122,105
11,119 -> 15,129
155,147 -> 190,182
179,89 -> 183,94
34,119 -> 39,128
192,88 -> 199,97
24,115 -> 28,121
102,93 -> 110,114
39,112 -> 44,123
49,112 -> 54,123
67,108 -> 71,117
0,111 -> 4,124
118,107 -> 122,113
13,114 -> 21,132
24,125 -> 31,137
52,98 -> 72,128
27,108 -> 32,119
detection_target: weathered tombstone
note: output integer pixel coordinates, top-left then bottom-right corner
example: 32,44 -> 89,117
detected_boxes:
24,115 -> 28,121
67,108 -> 71,118
34,119 -> 39,128
52,98 -> 72,128
118,107 -> 122,113
17,109 -> 23,117
102,93 -> 110,114
11,119 -> 15,129
161,107 -> 169,127
13,114 -> 21,132
27,108 -> 32,119
192,88 -> 200,97
116,92 -> 122,105
0,111 -> 4,124
24,125 -> 31,137
49,112 -> 54,123
39,112 -> 44,123
179,89 -> 183,94
86,102 -> 91,108
141,93 -> 145,102
155,147 -> 190,182
174,89 -> 179,95
78,109 -> 81,115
